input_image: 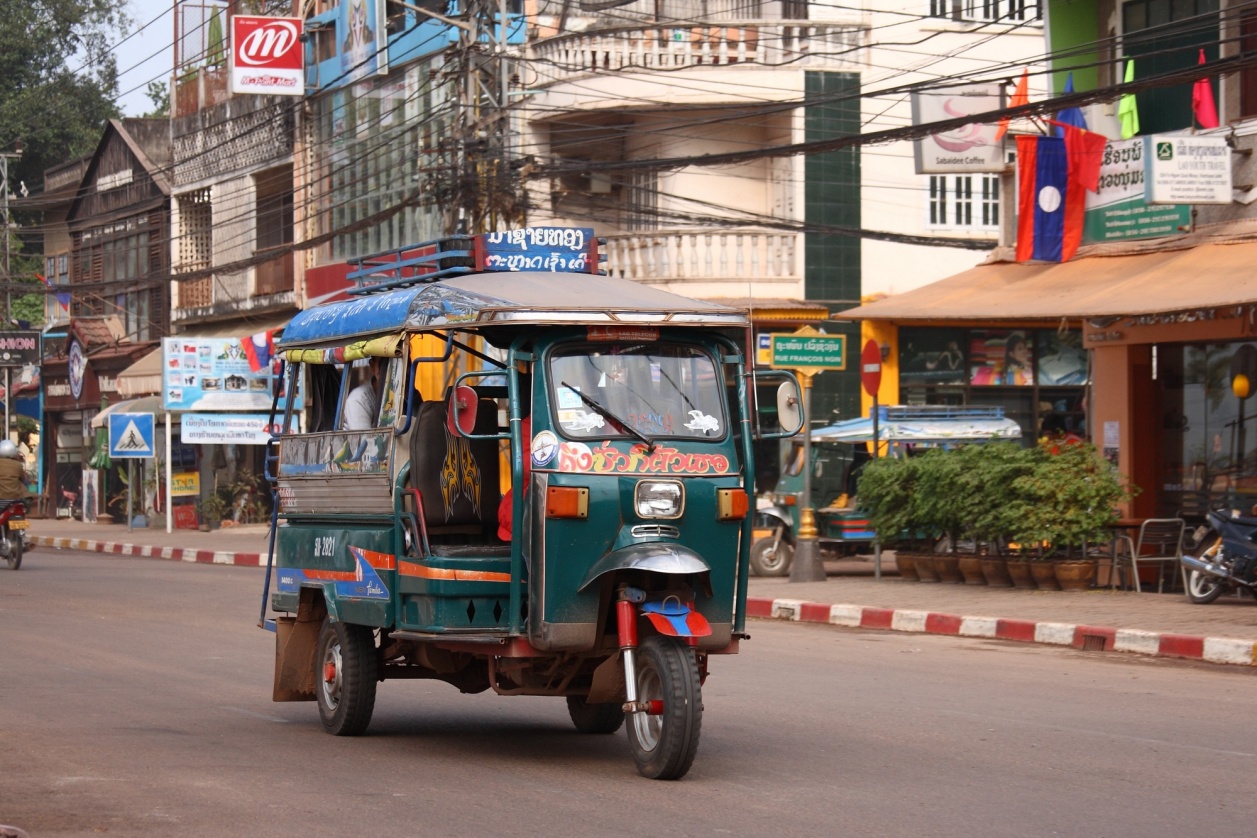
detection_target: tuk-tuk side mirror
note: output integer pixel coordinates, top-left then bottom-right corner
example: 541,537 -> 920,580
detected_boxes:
776,381 -> 802,433
752,371 -> 804,440
447,384 -> 479,436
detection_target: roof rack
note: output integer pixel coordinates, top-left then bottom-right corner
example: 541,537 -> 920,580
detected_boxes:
347,227 -> 606,296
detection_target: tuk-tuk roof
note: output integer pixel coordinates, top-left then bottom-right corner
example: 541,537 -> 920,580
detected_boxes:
279,271 -> 747,348
811,405 -> 1023,444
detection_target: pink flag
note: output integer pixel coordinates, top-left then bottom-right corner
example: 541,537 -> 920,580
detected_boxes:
1193,49 -> 1219,129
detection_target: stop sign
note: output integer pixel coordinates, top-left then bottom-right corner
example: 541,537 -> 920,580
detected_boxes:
861,339 -> 882,397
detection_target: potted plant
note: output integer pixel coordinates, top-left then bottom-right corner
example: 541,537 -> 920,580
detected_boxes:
197,493 -> 229,531
857,454 -> 920,580
951,442 -> 1033,585
1010,442 -> 1132,591
912,448 -> 967,583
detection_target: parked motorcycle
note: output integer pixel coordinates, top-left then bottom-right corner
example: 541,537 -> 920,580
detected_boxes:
0,500 -> 27,570
1180,507 -> 1257,604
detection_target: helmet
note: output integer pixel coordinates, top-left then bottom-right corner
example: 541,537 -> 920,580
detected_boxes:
0,440 -> 18,459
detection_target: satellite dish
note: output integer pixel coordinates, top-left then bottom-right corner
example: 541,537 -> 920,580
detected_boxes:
776,381 -> 803,433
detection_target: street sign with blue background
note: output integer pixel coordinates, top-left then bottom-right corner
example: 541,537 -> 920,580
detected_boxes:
109,412 -> 155,459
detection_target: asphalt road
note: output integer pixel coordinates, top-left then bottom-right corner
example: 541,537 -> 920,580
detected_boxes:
2,551 -> 1256,837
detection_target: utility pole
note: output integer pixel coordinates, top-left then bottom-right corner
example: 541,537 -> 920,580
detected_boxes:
0,140 -> 25,440
441,0 -> 525,234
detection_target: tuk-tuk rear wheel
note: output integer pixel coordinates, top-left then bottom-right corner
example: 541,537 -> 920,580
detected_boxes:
315,617 -> 378,736
749,537 -> 793,577
566,695 -> 625,734
627,636 -> 702,780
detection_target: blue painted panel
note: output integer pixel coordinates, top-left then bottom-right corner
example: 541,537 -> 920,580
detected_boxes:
280,286 -> 424,345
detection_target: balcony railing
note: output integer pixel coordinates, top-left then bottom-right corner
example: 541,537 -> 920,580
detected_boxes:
602,229 -> 800,286
531,21 -> 867,84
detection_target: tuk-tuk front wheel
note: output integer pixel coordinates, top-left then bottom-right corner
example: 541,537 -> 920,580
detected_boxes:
749,537 -> 793,577
315,617 -> 378,736
627,636 -> 703,780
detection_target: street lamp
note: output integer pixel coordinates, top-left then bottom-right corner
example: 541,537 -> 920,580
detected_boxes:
1,139 -> 25,440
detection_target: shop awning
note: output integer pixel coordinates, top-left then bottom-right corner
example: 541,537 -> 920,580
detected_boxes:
116,348 -> 162,398
836,240 -> 1257,322
91,395 -> 169,429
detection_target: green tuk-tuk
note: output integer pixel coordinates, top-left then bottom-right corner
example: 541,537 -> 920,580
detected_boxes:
750,405 -> 1022,576
261,228 -> 800,779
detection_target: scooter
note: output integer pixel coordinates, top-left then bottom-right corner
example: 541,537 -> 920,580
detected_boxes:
0,500 -> 28,570
1180,507 -> 1257,604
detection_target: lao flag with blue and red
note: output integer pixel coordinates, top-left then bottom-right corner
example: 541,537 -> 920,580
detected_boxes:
242,329 -> 276,372
1016,127 -> 1106,263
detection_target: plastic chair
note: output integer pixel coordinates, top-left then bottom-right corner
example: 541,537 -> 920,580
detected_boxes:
1129,518 -> 1186,594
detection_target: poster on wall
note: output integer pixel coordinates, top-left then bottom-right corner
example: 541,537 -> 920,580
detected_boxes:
970,329 -> 1034,386
162,337 -> 302,412
338,0 -> 387,83
899,329 -> 967,386
1037,330 -> 1089,385
82,467 -> 99,523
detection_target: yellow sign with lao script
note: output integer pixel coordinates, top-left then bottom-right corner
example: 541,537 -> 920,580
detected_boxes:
172,472 -> 200,497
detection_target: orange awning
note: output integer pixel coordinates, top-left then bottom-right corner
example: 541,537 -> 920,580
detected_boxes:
837,241 -> 1257,322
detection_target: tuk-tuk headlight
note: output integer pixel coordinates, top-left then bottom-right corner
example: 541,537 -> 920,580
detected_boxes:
635,480 -> 684,519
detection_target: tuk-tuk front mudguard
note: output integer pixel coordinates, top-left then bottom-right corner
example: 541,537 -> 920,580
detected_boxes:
756,506 -> 795,544
578,541 -> 712,596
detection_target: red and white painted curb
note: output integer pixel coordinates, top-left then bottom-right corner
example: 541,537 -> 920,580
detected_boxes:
32,535 -> 265,567
746,597 -> 1257,668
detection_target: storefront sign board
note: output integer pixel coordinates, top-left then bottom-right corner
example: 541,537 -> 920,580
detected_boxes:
910,84 -> 1005,174
180,413 -> 294,446
1144,135 -> 1232,205
162,337 -> 301,412
1084,138 -> 1190,244
171,472 -> 200,496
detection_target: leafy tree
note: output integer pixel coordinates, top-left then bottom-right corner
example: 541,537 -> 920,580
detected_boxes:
144,81 -> 170,119
0,0 -> 129,324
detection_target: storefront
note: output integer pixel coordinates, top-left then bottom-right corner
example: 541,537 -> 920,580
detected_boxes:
41,318 -> 155,520
839,236 -> 1257,520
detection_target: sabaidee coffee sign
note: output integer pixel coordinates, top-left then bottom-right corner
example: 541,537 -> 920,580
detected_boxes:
230,15 -> 303,96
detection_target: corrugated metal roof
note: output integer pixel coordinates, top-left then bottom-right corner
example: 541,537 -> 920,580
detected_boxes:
836,242 -> 1257,321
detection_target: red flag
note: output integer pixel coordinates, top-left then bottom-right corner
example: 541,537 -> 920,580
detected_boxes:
996,68 -> 1029,141
1193,49 -> 1219,129
1048,120 -> 1108,193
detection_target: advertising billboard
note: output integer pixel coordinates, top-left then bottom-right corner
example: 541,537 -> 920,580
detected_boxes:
911,84 -> 1006,174
230,15 -> 303,96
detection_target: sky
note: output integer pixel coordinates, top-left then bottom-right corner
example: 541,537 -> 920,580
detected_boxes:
115,0 -> 178,117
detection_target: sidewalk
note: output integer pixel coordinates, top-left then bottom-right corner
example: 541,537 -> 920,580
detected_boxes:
27,521 -> 1257,667
30,518 -> 274,566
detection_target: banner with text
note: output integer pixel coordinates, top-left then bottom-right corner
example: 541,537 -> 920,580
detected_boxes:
1084,138 -> 1190,244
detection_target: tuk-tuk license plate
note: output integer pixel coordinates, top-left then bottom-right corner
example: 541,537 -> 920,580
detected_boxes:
9,519 -> 27,530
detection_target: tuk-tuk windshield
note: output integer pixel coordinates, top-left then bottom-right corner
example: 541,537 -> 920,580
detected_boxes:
550,343 -> 726,440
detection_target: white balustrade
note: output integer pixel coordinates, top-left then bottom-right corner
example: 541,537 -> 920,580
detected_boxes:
602,229 -> 800,285
531,22 -> 867,85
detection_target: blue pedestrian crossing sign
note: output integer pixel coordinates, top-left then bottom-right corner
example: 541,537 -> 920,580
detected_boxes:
109,412 -> 155,459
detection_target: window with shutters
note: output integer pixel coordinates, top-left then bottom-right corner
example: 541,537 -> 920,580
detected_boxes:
926,175 -> 999,231
177,188 -> 213,309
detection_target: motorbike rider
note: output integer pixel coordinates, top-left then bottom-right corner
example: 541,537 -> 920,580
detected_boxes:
0,440 -> 29,499
0,440 -> 32,549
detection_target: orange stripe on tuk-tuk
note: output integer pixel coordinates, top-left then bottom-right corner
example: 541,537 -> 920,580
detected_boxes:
399,561 -> 511,583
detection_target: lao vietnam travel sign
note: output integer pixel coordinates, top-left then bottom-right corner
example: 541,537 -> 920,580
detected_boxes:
770,327 -> 846,376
